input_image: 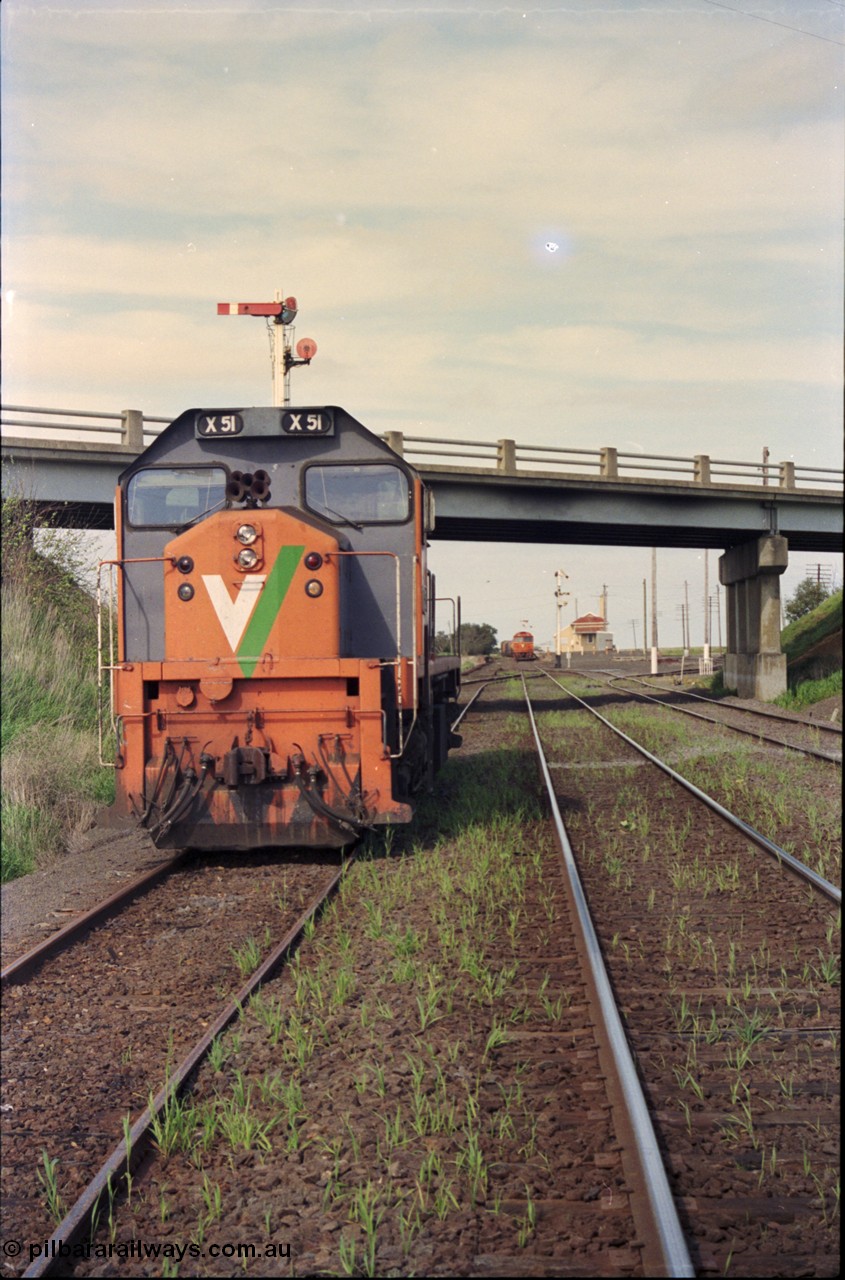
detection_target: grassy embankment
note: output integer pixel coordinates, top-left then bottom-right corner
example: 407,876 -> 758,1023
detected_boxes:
776,588 -> 842,708
699,589 -> 842,710
1,499 -> 114,883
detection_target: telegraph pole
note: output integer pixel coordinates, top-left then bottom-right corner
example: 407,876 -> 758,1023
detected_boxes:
683,580 -> 690,654
554,569 -> 570,668
217,290 -> 318,406
650,548 -> 659,674
709,588 -> 722,652
642,578 -> 648,656
703,550 -> 710,662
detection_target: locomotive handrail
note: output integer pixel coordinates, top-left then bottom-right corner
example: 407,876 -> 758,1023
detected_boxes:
2,404 -> 843,492
326,549 -> 417,760
435,596 -> 461,661
96,556 -> 176,767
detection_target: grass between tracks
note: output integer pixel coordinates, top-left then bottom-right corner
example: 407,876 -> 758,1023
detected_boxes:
535,687 -> 841,1252
71,731 -> 579,1271
35,677 -> 840,1271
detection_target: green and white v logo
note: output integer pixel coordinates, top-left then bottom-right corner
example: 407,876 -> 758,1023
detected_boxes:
202,544 -> 304,677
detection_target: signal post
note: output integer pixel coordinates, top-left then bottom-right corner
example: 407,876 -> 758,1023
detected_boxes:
217,291 -> 317,406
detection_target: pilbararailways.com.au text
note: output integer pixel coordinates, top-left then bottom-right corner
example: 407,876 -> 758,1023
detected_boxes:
10,1238 -> 291,1266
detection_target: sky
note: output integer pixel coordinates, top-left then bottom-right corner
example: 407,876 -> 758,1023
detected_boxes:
2,0 -> 843,649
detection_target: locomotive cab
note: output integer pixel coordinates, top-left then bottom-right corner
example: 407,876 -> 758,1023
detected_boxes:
104,406 -> 461,850
511,630 -> 535,662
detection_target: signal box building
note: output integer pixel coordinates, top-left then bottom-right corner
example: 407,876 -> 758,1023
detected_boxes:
559,612 -> 615,655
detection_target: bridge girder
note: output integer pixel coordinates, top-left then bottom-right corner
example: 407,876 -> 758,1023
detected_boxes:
1,444 -> 841,552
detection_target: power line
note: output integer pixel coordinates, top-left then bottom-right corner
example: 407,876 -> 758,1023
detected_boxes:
702,0 -> 845,46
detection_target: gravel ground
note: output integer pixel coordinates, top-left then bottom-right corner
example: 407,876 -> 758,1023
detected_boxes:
1,668 -> 839,1278
0,821 -> 173,966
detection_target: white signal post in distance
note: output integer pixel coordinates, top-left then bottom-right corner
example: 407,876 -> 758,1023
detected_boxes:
216,290 -> 317,406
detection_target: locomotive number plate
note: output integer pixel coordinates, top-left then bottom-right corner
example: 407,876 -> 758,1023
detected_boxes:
196,412 -> 244,437
281,410 -> 334,436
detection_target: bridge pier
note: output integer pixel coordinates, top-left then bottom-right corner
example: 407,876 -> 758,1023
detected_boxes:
719,534 -> 788,701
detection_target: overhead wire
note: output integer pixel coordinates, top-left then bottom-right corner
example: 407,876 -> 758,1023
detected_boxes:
702,0 -> 845,46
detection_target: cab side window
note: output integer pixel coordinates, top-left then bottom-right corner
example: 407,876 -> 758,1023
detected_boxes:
126,467 -> 227,527
304,464 -> 410,525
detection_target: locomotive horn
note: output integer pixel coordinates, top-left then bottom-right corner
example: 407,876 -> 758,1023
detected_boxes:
226,470 -> 247,502
250,469 -> 271,501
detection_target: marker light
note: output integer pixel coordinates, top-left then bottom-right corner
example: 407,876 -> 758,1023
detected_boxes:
176,555 -> 194,574
177,583 -> 195,601
304,551 -> 323,570
305,579 -> 324,598
237,547 -> 260,569
236,524 -> 258,545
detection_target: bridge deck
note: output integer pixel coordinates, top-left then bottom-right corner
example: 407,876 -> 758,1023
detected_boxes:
1,432 -> 841,552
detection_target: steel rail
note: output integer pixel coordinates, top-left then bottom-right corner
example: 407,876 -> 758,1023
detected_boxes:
451,684 -> 488,728
520,675 -> 695,1278
598,675 -> 842,765
542,670 -> 841,905
1,850 -> 191,986
622,673 -> 842,737
23,858 -> 351,1279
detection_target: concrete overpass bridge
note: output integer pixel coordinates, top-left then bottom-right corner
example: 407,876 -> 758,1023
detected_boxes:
2,404 -> 842,699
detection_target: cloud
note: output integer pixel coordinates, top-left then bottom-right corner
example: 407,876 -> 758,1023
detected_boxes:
2,2 -> 841,480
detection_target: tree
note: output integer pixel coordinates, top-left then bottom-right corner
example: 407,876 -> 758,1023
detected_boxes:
460,622 -> 498,655
433,622 -> 498,656
784,578 -> 831,624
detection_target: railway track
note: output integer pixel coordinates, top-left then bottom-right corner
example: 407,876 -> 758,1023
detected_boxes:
1,851 -> 191,985
512,671 -> 840,1276
2,671 -> 838,1277
587,670 -> 842,764
1,853 -> 347,1277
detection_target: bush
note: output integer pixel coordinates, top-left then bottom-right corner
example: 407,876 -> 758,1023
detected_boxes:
784,578 -> 833,624
1,502 -> 112,882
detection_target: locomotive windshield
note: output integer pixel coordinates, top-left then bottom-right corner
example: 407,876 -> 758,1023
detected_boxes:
126,466 -> 227,527
304,463 -> 410,525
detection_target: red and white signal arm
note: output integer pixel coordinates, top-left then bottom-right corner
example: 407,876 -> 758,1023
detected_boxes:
217,297 -> 298,318
296,338 -> 318,360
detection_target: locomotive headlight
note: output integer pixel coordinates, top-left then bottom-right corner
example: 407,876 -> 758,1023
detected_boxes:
177,583 -> 195,601
236,524 -> 258,545
236,547 -> 260,569
305,579 -> 324,598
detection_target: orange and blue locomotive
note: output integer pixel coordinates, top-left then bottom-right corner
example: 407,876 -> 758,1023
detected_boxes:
104,405 -> 462,850
511,630 -> 535,662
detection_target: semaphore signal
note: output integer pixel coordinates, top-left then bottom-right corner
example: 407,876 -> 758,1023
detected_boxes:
217,290 -> 317,407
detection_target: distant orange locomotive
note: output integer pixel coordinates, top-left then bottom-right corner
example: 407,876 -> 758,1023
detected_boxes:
511,631 -> 535,662
104,405 -> 462,849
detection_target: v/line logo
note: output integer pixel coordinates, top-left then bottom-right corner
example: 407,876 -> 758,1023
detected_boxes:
201,545 -> 304,676
202,574 -> 265,649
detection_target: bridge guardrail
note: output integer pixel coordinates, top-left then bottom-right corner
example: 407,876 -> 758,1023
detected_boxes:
1,407 -> 171,451
2,407 -> 842,493
385,432 -> 842,492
